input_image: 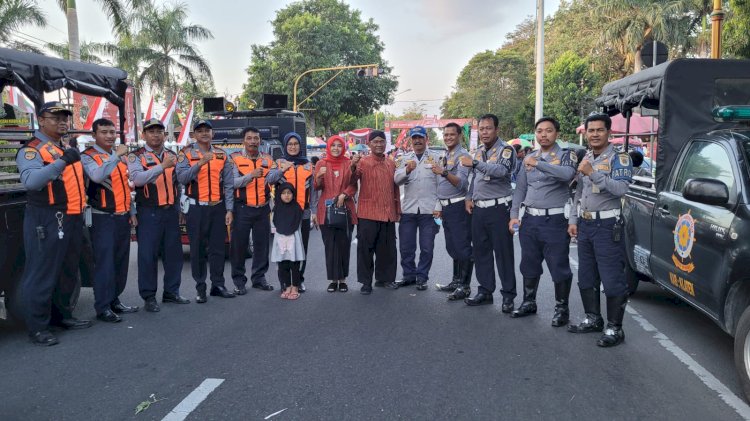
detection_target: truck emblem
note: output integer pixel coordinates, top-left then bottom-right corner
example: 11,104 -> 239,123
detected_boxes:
672,211 -> 696,273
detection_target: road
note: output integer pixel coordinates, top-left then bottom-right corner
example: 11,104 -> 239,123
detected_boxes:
0,229 -> 748,420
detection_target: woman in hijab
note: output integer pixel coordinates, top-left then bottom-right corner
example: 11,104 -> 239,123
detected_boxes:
271,183 -> 306,300
314,135 -> 358,292
277,132 -> 318,292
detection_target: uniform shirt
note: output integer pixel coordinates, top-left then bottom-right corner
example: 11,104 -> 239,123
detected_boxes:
81,143 -> 135,215
17,130 -> 68,191
394,149 -> 440,214
467,138 -> 516,201
569,144 -> 633,225
232,151 -> 282,188
352,154 -> 400,222
175,144 -> 234,210
510,143 -> 577,219
127,144 -> 179,210
436,145 -> 470,202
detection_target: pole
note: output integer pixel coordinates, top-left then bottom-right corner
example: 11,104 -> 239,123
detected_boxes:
293,63 -> 378,112
534,0 -> 545,121
710,0 -> 725,59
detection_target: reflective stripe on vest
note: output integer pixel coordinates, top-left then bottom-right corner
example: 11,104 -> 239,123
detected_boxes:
135,151 -> 175,206
28,140 -> 86,214
83,148 -> 131,213
282,163 -> 312,209
185,148 -> 226,202
234,155 -> 271,206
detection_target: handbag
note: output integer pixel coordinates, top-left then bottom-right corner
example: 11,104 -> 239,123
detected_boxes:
325,202 -> 350,229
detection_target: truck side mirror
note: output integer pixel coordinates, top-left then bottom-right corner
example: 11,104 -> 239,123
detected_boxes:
683,178 -> 729,207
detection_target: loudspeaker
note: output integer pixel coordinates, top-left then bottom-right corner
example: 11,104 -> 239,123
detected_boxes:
203,97 -> 226,113
262,94 -> 288,109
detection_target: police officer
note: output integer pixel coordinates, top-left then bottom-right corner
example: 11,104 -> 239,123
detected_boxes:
81,118 -> 139,323
128,118 -> 190,312
509,117 -> 577,325
230,126 -> 282,294
394,126 -> 441,290
431,123 -> 473,300
567,114 -> 633,347
175,120 -> 235,303
16,102 -> 91,346
461,114 -> 517,312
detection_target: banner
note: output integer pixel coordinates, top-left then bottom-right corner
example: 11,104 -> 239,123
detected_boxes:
73,90 -> 136,141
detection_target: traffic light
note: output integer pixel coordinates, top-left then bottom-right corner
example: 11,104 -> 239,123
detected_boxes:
356,68 -> 367,77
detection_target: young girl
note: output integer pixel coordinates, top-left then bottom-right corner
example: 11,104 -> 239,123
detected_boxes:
271,183 -> 306,300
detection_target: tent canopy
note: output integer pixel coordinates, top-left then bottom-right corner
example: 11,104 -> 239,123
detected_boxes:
576,113 -> 657,135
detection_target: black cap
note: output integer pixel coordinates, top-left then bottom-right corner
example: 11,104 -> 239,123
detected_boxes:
38,101 -> 73,116
193,119 -> 212,130
143,118 -> 165,130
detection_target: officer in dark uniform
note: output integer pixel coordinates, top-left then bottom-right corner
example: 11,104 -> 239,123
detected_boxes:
16,102 -> 91,346
509,117 -> 577,325
175,120 -> 235,303
230,126 -> 282,293
431,122 -> 473,300
81,118 -> 139,323
128,118 -> 190,312
567,114 -> 633,347
461,114 -> 517,312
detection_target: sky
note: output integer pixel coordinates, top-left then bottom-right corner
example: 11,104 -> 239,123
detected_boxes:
21,0 -> 561,116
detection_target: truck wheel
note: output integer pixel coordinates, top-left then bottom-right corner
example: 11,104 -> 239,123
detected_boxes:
625,263 -> 640,296
733,306 -> 750,402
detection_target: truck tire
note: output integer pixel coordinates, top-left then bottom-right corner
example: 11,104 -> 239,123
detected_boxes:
733,306 -> 750,402
625,263 -> 640,296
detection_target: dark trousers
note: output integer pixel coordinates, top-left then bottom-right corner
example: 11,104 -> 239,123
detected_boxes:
398,213 -> 439,281
519,214 -> 572,283
136,206 -> 183,299
186,204 -> 227,292
90,213 -> 131,313
357,219 -> 397,285
278,260 -> 302,287
231,203 -> 271,287
472,204 -> 517,298
442,201 -> 472,261
577,218 -> 627,297
20,206 -> 82,333
321,222 -> 352,281
300,218 -> 310,282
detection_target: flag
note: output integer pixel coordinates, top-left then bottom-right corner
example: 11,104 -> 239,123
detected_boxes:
144,96 -> 155,120
82,97 -> 108,130
176,100 -> 194,146
8,86 -> 35,114
161,91 -> 180,125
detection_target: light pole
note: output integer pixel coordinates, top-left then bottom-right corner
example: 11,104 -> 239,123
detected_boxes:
534,0 -> 544,121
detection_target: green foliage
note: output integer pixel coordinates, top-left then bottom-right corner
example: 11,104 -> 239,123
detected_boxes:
725,0 -> 750,58
240,0 -> 398,134
0,0 -> 47,52
45,40 -> 104,63
178,75 -> 217,119
544,51 -> 599,139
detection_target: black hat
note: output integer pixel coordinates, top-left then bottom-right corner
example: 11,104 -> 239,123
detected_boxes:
143,118 -> 165,130
193,119 -> 212,130
39,101 -> 73,116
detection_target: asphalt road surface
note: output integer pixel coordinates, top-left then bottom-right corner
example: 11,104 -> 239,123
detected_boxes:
1,228 -> 749,420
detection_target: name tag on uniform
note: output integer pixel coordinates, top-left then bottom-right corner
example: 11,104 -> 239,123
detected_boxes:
483,175 -> 491,181
592,185 -> 600,193
425,164 -> 433,169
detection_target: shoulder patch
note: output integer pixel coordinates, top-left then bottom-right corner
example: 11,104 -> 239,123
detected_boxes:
24,148 -> 37,160
618,153 -> 630,166
128,153 -> 137,163
570,150 -> 578,163
501,147 -> 513,159
177,153 -> 186,163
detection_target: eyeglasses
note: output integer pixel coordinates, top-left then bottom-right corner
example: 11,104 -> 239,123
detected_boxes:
41,114 -> 70,123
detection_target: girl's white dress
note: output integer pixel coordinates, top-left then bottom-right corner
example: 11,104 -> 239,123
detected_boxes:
270,227 -> 305,262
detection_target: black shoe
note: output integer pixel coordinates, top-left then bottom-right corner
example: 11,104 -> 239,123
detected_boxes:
395,279 -> 415,288
501,299 -> 515,314
511,301 -> 535,317
30,330 -> 58,346
144,297 -> 160,312
327,282 -> 339,293
465,292 -> 493,306
383,281 -> 399,289
597,295 -> 628,346
52,318 -> 92,330
436,280 -> 460,292
416,280 -> 428,291
162,293 -> 191,304
567,314 -> 604,333
96,309 -> 122,323
360,284 -> 373,295
111,302 -> 139,313
447,286 -> 471,301
252,282 -> 274,291
511,277 -> 538,317
339,282 -> 348,293
196,290 -> 207,304
210,286 -> 236,298
551,278 -> 572,327
299,283 -> 306,293
374,280 -> 385,288
234,286 -> 248,296
597,324 -> 625,347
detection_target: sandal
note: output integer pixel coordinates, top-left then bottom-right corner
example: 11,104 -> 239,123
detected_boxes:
338,282 -> 348,292
288,288 -> 300,300
280,288 -> 291,299
327,282 -> 338,293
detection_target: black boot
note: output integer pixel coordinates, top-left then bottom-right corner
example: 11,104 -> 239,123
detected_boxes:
567,288 -> 604,333
551,278 -> 572,327
597,295 -> 627,347
448,260 -> 473,301
436,260 -> 461,292
511,277 -> 539,318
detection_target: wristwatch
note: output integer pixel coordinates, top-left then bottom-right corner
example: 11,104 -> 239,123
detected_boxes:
472,159 -> 479,168
441,169 -> 449,177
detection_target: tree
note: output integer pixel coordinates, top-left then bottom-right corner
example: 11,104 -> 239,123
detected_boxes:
725,0 -> 750,58
178,75 -> 217,119
544,51 -> 599,139
0,0 -> 47,52
57,0 -> 140,61
240,0 -> 398,134
45,40 -> 104,63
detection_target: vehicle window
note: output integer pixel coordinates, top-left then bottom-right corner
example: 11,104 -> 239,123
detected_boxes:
714,78 -> 750,108
673,141 -> 735,194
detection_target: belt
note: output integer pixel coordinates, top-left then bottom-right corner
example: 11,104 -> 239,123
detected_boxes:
580,209 -> 621,220
240,202 -> 268,209
525,207 -> 565,217
475,196 -> 512,208
439,196 -> 465,206
188,198 -> 223,206
91,208 -> 129,216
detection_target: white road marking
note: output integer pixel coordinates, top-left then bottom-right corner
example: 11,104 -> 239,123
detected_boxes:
626,307 -> 750,420
264,408 -> 288,419
161,378 -> 224,421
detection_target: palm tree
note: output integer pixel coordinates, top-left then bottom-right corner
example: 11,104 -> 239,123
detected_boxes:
0,0 -> 47,52
46,40 -> 104,63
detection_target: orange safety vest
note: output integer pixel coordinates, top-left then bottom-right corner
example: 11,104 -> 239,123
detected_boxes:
183,146 -> 227,203
26,139 -> 86,215
233,152 -> 274,206
83,147 -> 131,213
133,148 -> 176,207
281,162 -> 313,210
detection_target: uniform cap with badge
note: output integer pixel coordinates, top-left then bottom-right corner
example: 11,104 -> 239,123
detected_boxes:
193,119 -> 212,130
143,118 -> 165,130
39,101 -> 73,116
409,126 -> 427,138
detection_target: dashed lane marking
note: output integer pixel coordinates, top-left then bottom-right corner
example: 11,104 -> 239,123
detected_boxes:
161,378 -> 225,421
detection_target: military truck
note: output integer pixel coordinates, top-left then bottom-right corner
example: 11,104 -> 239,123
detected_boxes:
598,59 -> 750,401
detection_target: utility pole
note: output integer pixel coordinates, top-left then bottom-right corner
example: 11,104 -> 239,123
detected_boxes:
534,0 -> 545,121
710,0 -> 725,59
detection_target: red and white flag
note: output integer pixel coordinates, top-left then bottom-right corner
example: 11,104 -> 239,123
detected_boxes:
83,97 -> 108,130
161,91 -> 180,125
176,100 -> 194,146
7,86 -> 35,114
144,96 -> 155,120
